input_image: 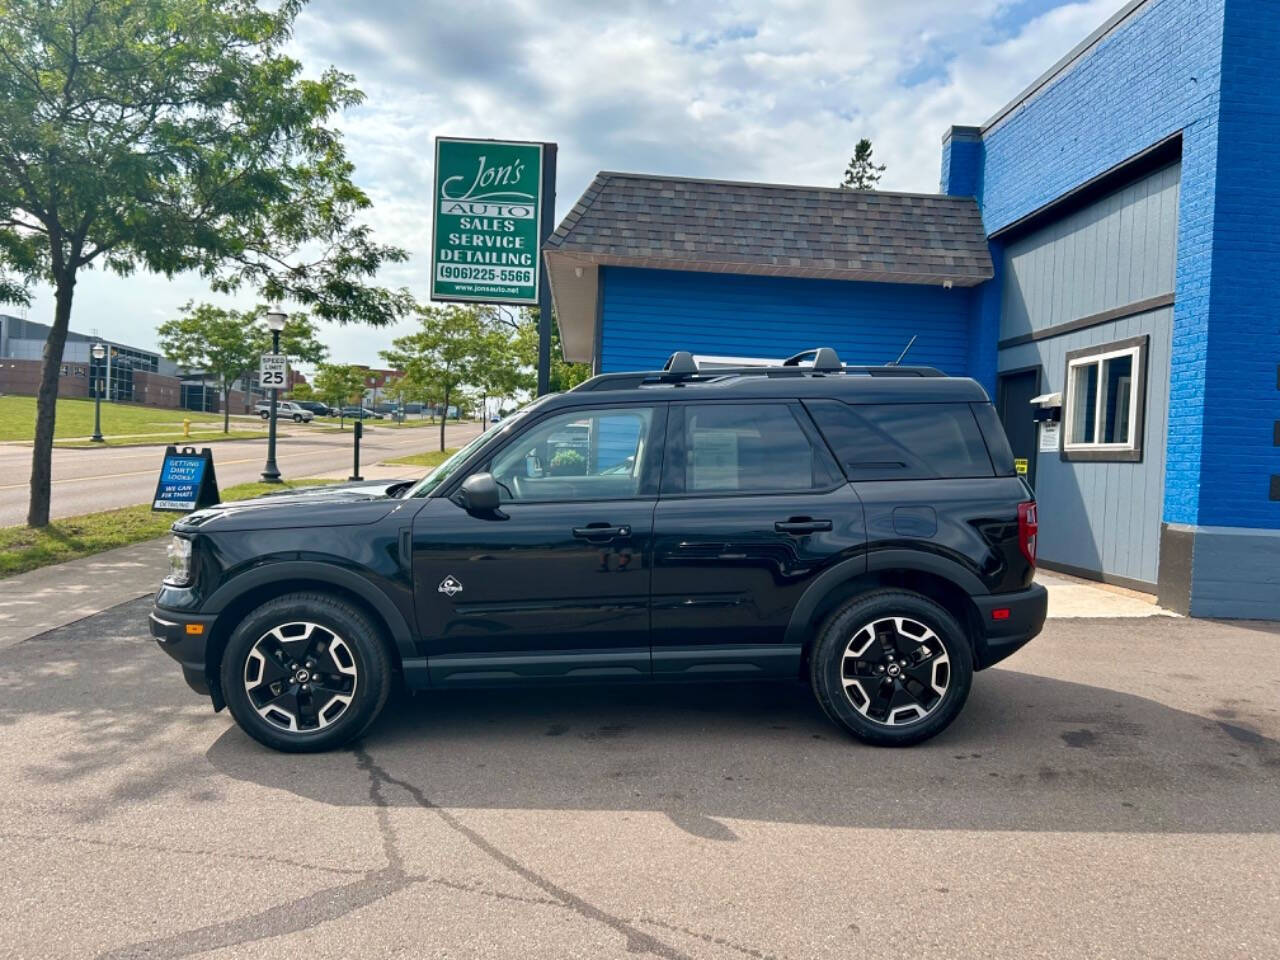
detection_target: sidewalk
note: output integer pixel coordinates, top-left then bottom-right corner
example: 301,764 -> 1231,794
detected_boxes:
0,537 -> 168,649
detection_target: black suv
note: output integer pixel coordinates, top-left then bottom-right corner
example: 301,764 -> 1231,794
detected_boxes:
151,348 -> 1046,752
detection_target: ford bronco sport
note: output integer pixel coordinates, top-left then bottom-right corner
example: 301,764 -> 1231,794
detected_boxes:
151,348 -> 1047,752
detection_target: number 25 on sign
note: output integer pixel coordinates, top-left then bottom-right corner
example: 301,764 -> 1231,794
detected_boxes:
260,354 -> 287,389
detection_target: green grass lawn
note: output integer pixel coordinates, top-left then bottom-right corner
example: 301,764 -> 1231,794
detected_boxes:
0,394 -> 257,443
380,448 -> 456,468
0,477 -> 336,579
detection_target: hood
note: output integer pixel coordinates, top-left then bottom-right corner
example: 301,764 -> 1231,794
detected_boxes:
175,478 -> 419,533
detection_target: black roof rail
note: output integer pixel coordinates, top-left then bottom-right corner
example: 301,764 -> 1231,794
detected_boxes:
782,347 -> 843,372
569,348 -> 947,392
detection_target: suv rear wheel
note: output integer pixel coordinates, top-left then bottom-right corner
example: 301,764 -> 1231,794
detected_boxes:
810,589 -> 973,747
220,592 -> 392,752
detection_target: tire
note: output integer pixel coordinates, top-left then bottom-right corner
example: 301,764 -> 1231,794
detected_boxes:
809,589 -> 974,747
293,414 -> 304,422
220,592 -> 393,753
260,411 -> 269,420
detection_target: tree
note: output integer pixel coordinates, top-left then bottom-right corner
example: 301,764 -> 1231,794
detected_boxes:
290,382 -> 314,402
840,138 -> 887,191
311,362 -> 366,429
498,306 -> 591,393
381,304 -> 486,452
157,302 -> 326,432
1,0 -> 413,527
471,324 -> 525,429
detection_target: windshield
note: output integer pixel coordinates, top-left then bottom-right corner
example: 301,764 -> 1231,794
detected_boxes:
403,395 -> 556,498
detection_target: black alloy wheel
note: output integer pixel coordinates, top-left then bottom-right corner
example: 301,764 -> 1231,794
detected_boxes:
810,590 -> 974,747
221,593 -> 392,752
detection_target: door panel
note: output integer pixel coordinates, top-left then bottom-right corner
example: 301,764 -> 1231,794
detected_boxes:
412,497 -> 656,682
411,401 -> 664,685
650,485 -> 865,676
650,400 -> 865,678
998,368 -> 1040,489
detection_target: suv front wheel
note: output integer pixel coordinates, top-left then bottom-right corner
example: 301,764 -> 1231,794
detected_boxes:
220,592 -> 392,752
810,590 -> 973,747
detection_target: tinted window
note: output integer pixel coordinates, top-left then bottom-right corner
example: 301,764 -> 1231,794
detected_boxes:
678,403 -> 840,494
490,407 -> 654,502
970,402 -> 1016,477
804,401 -> 994,481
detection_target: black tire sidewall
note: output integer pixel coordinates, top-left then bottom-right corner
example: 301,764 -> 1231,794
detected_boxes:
811,590 -> 974,747
220,593 -> 391,752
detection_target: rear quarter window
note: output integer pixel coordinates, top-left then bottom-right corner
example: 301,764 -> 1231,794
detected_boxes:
803,400 -> 995,481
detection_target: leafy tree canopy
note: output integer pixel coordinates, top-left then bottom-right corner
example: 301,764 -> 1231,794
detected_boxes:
1,0 -> 411,525
156,301 -> 326,431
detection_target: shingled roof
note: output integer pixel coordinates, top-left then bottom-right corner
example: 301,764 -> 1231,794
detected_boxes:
544,172 -> 993,363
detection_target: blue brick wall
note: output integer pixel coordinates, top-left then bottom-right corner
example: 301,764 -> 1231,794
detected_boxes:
1198,0 -> 1280,529
940,126 -> 983,198
598,267 -> 977,380
976,0 -> 1229,528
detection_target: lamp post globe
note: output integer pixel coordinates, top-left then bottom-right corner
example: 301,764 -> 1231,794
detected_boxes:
89,343 -> 106,443
260,310 -> 287,483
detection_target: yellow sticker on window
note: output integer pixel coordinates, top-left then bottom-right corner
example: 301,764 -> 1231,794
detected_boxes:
1014,458 -> 1029,475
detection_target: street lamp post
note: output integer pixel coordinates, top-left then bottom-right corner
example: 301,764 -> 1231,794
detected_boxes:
90,343 -> 106,443
260,309 -> 287,483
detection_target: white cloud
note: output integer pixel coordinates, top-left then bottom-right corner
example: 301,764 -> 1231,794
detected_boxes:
20,0 -> 1123,369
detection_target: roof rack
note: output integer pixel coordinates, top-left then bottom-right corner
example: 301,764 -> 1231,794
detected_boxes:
572,347 -> 945,392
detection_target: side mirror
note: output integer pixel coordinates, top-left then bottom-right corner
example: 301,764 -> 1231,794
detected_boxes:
459,472 -> 500,513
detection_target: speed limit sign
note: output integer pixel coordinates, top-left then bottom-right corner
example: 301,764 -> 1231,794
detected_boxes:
259,354 -> 287,389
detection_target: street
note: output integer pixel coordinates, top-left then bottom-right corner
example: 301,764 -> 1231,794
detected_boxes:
2,606 -> 1277,959
0,420 -> 483,526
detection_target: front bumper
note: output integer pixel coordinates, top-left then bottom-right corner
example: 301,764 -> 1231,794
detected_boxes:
150,607 -> 218,697
970,583 -> 1048,670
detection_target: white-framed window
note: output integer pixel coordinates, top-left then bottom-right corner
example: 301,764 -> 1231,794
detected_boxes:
1062,336 -> 1147,462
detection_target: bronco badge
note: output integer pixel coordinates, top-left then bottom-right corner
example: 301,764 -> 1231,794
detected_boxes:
438,575 -> 463,597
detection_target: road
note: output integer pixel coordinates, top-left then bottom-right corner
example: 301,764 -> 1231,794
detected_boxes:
0,419 -> 484,526
2,610 -> 1278,959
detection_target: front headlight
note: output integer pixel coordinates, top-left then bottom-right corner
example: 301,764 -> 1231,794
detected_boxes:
165,535 -> 193,586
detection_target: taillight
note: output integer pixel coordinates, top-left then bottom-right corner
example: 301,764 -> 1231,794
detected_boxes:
1018,501 -> 1038,567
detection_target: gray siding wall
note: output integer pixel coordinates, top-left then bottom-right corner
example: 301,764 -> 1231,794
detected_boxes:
1000,162 -> 1180,341
1000,306 -> 1172,585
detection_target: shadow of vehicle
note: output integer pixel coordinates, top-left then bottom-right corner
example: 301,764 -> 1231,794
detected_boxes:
207,665 -> 1280,837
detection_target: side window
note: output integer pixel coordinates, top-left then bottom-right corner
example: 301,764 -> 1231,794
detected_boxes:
1063,336 -> 1146,461
489,407 -> 654,502
804,401 -> 995,481
678,403 -> 840,494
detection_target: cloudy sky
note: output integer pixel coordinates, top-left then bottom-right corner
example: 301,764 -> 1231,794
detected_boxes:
21,0 -> 1122,369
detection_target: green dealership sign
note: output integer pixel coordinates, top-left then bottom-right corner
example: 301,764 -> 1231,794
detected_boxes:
431,137 -> 545,305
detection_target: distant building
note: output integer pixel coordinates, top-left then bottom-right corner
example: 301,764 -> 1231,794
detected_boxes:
0,314 -> 266,413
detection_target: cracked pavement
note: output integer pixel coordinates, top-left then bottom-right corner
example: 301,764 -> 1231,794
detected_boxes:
2,599 -> 1280,959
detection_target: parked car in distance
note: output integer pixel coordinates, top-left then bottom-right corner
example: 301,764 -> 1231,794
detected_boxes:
339,406 -> 383,420
152,347 -> 1046,753
254,400 -> 314,423
292,400 -> 332,418
403,403 -> 425,415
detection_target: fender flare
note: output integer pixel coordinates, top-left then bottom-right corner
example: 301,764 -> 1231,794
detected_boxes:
203,560 -> 416,661
783,550 -> 988,646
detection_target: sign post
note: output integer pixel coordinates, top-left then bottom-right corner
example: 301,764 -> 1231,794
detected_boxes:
431,136 -> 557,394
153,446 -> 220,512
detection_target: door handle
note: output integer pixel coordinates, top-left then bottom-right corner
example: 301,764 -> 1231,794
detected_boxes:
774,518 -> 833,534
573,523 -> 631,542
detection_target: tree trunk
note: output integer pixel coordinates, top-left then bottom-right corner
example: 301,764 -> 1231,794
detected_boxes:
223,382 -> 231,433
27,272 -> 76,527
440,386 -> 450,452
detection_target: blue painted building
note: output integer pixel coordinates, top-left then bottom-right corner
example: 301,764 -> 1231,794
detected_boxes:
545,0 -> 1280,618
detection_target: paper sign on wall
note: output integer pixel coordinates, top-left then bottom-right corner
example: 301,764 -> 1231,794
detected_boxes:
1039,420 -> 1060,453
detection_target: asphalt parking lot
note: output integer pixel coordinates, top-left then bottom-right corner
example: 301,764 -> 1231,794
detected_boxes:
3,602 -> 1279,960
